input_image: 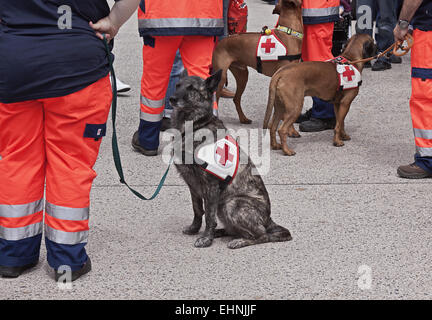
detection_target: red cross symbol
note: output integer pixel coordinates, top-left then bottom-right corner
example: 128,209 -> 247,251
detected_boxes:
342,66 -> 355,81
216,143 -> 234,166
261,38 -> 276,54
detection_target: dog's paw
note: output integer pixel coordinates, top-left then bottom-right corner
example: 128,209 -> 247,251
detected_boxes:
194,236 -> 213,248
282,147 -> 296,156
271,143 -> 282,150
341,134 -> 351,141
240,118 -> 252,124
227,239 -> 248,249
182,224 -> 201,235
333,140 -> 345,147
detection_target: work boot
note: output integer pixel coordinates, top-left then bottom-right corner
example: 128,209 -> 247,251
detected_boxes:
0,261 -> 38,278
55,257 -> 92,282
295,108 -> 312,124
364,61 -> 372,68
132,131 -> 158,156
397,163 -> 432,179
299,117 -> 336,132
372,59 -> 391,71
160,117 -> 172,132
390,55 -> 402,64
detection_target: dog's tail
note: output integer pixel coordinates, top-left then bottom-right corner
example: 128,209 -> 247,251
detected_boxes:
266,219 -> 292,242
262,73 -> 279,129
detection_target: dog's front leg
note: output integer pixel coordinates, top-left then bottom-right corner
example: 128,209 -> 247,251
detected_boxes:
183,189 -> 204,235
333,100 -> 352,147
194,187 -> 220,248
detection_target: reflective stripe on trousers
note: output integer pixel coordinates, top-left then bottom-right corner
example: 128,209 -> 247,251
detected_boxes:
0,199 -> 43,241
410,29 -> 432,158
44,202 -> 90,245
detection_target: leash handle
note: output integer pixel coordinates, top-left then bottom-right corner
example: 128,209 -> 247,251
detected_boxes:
349,34 -> 413,64
103,34 -> 172,200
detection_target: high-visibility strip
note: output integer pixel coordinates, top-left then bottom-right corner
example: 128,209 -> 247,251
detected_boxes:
138,18 -> 224,30
141,95 -> 165,109
45,202 -> 89,221
140,110 -> 164,122
414,128 -> 432,140
416,146 -> 432,157
44,214 -> 89,233
44,225 -> 88,245
0,222 -> 43,241
0,199 -> 43,218
0,211 -> 43,229
302,7 -> 339,17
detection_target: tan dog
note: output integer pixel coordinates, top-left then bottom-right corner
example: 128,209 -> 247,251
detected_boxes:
263,33 -> 377,156
212,0 -> 303,124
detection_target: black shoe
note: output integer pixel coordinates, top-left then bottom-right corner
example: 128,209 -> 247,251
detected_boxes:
295,108 -> 312,124
299,117 -> 336,132
0,261 -> 38,278
390,55 -> 402,64
372,59 -> 391,71
160,117 -> 171,132
364,61 -> 372,68
131,131 -> 158,156
55,257 -> 92,282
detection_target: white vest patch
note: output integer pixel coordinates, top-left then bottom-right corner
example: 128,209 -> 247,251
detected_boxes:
256,32 -> 287,61
196,136 -> 240,184
336,64 -> 362,90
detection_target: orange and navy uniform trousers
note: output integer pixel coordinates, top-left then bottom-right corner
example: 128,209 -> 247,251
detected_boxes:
137,0 -> 224,150
302,0 -> 340,119
0,76 -> 112,270
411,29 -> 432,172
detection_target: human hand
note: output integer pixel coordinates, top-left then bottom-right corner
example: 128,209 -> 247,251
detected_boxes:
90,16 -> 119,42
393,24 -> 408,43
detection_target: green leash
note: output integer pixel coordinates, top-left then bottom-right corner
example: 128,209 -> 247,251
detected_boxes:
103,35 -> 172,200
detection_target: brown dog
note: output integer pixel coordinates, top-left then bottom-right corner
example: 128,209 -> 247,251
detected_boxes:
212,0 -> 303,124
263,33 -> 377,156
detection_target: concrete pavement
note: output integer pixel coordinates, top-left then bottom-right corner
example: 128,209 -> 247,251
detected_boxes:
2,0 -> 432,300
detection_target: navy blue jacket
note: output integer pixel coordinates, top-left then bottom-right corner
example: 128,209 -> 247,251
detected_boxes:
0,0 -> 116,103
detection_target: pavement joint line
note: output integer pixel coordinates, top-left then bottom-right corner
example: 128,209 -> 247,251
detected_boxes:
93,181 -> 432,188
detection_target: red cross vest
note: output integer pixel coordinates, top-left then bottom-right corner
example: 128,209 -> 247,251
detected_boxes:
196,135 -> 240,184
328,56 -> 362,91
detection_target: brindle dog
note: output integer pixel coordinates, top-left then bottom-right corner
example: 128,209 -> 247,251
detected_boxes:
170,70 -> 292,249
263,34 -> 377,156
212,0 -> 303,124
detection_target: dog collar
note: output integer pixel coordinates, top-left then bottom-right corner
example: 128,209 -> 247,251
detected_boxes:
276,26 -> 303,40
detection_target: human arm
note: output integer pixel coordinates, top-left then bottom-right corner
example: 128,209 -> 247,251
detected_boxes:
393,0 -> 424,42
90,0 -> 141,41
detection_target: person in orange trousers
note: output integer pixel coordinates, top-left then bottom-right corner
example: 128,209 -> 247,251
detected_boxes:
131,0 -> 224,156
394,0 -> 432,179
297,0 -> 341,132
0,0 -> 140,281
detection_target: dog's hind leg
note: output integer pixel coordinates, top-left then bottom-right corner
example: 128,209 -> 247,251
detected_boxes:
183,190 -> 204,235
278,95 -> 303,156
229,64 -> 251,124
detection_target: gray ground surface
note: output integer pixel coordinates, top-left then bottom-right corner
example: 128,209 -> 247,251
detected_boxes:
2,1 -> 431,300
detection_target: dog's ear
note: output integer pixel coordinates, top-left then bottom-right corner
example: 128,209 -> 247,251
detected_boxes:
272,3 -> 281,14
180,69 -> 189,79
362,39 -> 377,59
204,69 -> 222,93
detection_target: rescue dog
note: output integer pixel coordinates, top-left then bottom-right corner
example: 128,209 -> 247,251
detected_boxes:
170,70 -> 292,249
212,0 -> 303,124
263,33 -> 377,156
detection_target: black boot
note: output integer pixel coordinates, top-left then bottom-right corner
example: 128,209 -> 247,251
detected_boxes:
299,117 -> 336,132
131,131 -> 158,156
55,257 -> 92,282
372,59 -> 391,71
295,108 -> 312,124
0,261 -> 38,278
